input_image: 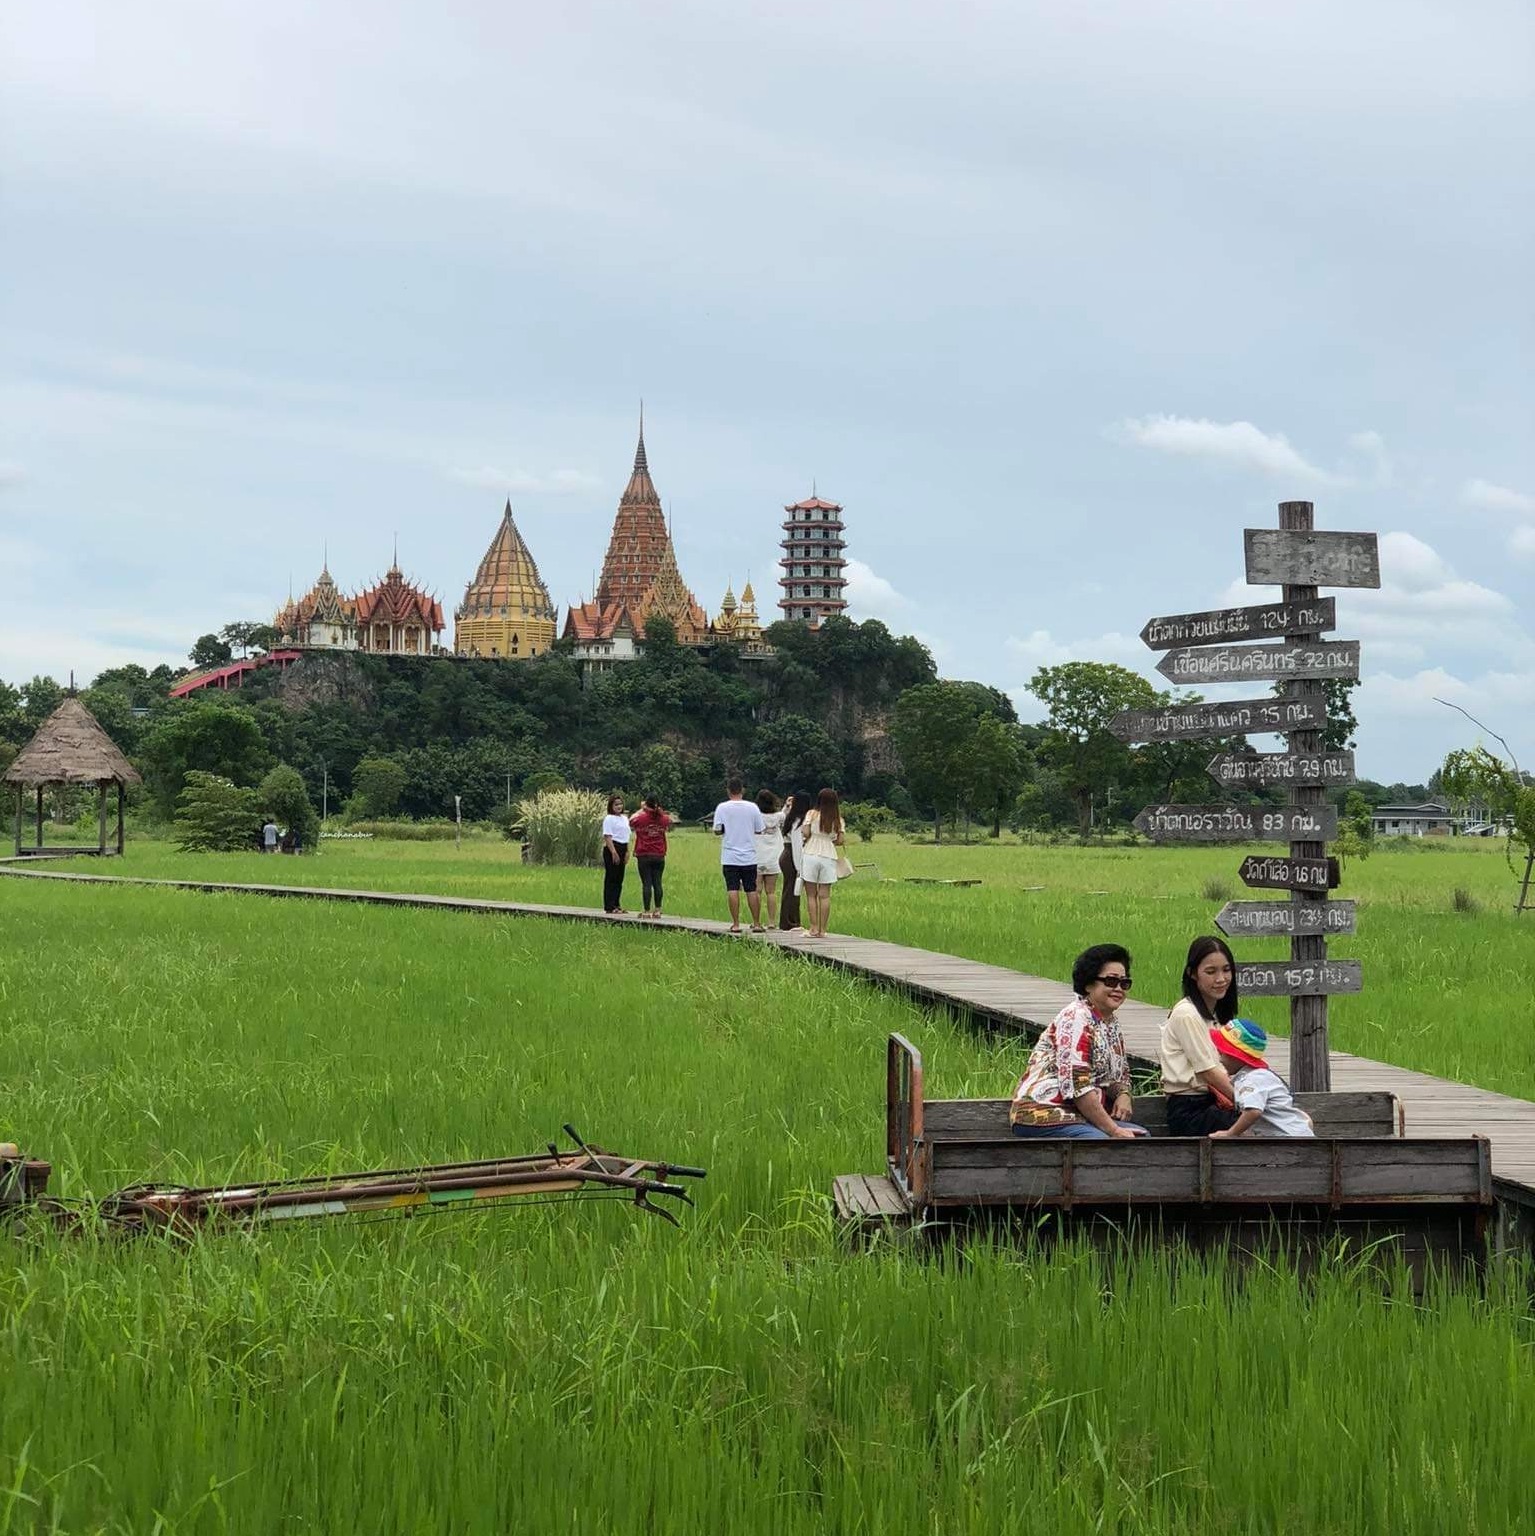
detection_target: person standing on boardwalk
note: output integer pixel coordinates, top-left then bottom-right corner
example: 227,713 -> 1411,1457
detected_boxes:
753,790 -> 785,927
628,795 -> 672,919
1159,936 -> 1242,1135
777,790 -> 810,932
798,788 -> 846,939
1010,944 -> 1148,1139
712,778 -> 766,933
600,794 -> 631,915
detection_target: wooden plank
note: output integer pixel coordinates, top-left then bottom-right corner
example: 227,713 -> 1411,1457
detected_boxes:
1244,528 -> 1382,588
1216,899 -> 1357,938
1236,960 -> 1363,996
1135,804 -> 1338,843
1156,639 -> 1360,686
1238,854 -> 1341,892
1110,696 -> 1324,744
1207,750 -> 1356,789
1139,597 -> 1337,650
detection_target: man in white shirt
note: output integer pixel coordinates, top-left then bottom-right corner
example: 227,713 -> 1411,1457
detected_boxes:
712,778 -> 766,933
261,819 -> 280,854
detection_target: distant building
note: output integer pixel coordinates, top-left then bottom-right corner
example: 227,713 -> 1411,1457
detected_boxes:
274,564 -> 358,652
1370,799 -> 1459,837
778,495 -> 847,626
454,500 -> 557,660
353,558 -> 445,656
711,580 -> 773,658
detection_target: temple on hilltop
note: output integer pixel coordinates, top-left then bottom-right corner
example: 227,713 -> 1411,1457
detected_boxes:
563,417 -> 711,668
710,580 -> 772,656
353,555 -> 445,655
779,494 -> 848,626
274,563 -> 358,651
454,500 -> 557,659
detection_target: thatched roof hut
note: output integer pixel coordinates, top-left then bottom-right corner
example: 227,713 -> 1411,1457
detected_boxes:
4,697 -> 140,856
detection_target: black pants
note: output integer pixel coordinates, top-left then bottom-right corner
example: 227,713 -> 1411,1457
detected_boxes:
602,846 -> 628,912
636,855 -> 665,911
778,845 -> 800,929
1165,1091 -> 1240,1136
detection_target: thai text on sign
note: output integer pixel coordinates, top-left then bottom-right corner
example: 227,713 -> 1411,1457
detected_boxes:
1156,640 -> 1360,685
1139,597 -> 1336,650
1109,696 -> 1325,744
1238,854 -> 1340,892
1207,751 -> 1356,788
1215,900 -> 1357,937
1235,960 -> 1363,997
1133,804 -> 1338,843
1244,529 -> 1382,588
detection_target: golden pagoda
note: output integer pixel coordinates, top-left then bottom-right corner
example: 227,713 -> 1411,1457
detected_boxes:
735,580 -> 764,646
455,500 -> 557,660
712,583 -> 739,640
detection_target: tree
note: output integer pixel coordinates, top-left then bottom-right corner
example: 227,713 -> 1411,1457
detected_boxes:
746,713 -> 844,797
1026,662 -> 1158,839
349,756 -> 408,818
966,713 -> 1028,837
172,772 -> 262,852
258,763 -> 320,851
638,744 -> 684,812
890,682 -> 985,841
220,622 -> 259,658
248,624 -> 280,654
140,702 -> 271,816
21,675 -> 64,728
189,634 -> 233,669
1440,740 -> 1535,914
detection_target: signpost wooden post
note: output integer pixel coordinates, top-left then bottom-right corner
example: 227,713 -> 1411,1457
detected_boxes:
1131,502 -> 1379,1091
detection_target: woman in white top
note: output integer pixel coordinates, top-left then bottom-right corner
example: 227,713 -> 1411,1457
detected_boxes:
798,787 -> 845,939
600,794 -> 631,915
753,790 -> 786,927
1159,935 -> 1242,1135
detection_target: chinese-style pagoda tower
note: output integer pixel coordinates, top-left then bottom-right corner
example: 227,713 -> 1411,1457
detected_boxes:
454,500 -> 557,659
778,494 -> 848,626
564,415 -> 709,652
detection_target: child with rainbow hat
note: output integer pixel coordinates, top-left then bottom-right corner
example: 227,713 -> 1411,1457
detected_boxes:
1207,1019 -> 1315,1139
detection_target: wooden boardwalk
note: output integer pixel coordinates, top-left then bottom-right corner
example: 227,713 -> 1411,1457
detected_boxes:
5,864 -> 1534,1213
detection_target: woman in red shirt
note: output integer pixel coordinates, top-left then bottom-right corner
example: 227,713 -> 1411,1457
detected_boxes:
628,795 -> 673,919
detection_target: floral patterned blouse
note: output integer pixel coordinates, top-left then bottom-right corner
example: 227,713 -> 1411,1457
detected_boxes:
1010,995 -> 1132,1127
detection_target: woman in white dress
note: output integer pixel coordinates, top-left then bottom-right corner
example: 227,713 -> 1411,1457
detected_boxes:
753,790 -> 785,927
798,788 -> 846,939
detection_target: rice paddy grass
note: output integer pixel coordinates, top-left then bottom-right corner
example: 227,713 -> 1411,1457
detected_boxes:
59,831 -> 1535,1100
1,876 -> 1532,1534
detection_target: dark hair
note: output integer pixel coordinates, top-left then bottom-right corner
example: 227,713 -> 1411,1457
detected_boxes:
814,787 -> 842,837
782,791 -> 813,836
642,794 -> 660,812
727,777 -> 744,796
756,789 -> 779,813
1182,936 -> 1239,1024
606,793 -> 625,815
1072,943 -> 1131,997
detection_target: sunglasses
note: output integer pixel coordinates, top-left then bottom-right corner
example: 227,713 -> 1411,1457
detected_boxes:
1094,974 -> 1132,990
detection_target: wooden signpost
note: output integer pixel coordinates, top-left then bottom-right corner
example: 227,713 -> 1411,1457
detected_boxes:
1132,501 -> 1380,1090
1110,696 -> 1325,744
1155,639 -> 1360,686
1207,750 -> 1355,788
1139,597 -> 1336,650
1215,899 -> 1357,937
1134,804 -> 1338,843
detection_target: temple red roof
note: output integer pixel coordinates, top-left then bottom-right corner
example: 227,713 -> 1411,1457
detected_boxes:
784,496 -> 844,513
354,565 -> 445,633
596,419 -> 674,611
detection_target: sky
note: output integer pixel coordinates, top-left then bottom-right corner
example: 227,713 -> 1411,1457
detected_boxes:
1,0 -> 1530,781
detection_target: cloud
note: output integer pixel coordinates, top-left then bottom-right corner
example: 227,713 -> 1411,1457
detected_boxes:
1460,478 -> 1534,516
446,466 -> 600,494
1346,429 -> 1392,486
1511,525 -> 1535,561
843,558 -> 910,621
1111,415 -> 1343,484
0,460 -> 24,488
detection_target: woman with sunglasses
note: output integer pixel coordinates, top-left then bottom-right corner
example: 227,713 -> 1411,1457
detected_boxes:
1010,944 -> 1148,1140
1159,935 -> 1242,1135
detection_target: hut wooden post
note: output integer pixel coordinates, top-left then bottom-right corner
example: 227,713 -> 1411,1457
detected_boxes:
97,781 -> 109,854
11,786 -> 19,856
117,782 -> 126,856
34,787 -> 44,851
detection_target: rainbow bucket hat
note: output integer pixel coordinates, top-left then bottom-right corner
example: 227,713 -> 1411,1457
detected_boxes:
1211,1017 -> 1268,1070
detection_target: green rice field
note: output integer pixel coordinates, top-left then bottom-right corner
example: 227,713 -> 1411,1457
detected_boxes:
1,855 -> 1533,1533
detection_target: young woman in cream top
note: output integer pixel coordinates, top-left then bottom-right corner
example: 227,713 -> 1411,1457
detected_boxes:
1160,935 -> 1241,1136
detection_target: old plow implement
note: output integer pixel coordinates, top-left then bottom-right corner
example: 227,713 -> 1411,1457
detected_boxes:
2,1125 -> 705,1237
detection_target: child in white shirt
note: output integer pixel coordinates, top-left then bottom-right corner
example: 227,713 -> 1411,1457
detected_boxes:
1208,1019 -> 1314,1138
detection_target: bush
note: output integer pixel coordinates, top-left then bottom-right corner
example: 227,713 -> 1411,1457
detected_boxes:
842,801 -> 896,843
173,772 -> 261,852
345,819 -> 492,841
349,757 -> 407,819
1201,877 -> 1232,903
514,787 -> 606,865
1451,886 -> 1480,914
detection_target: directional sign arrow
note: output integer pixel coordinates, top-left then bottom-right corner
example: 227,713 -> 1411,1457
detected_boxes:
1215,899 -> 1357,938
1244,529 -> 1381,589
1133,804 -> 1338,843
1156,640 -> 1360,686
1238,854 -> 1341,892
1140,597 -> 1337,651
1207,750 -> 1356,789
1110,696 -> 1326,744
1235,960 -> 1363,997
